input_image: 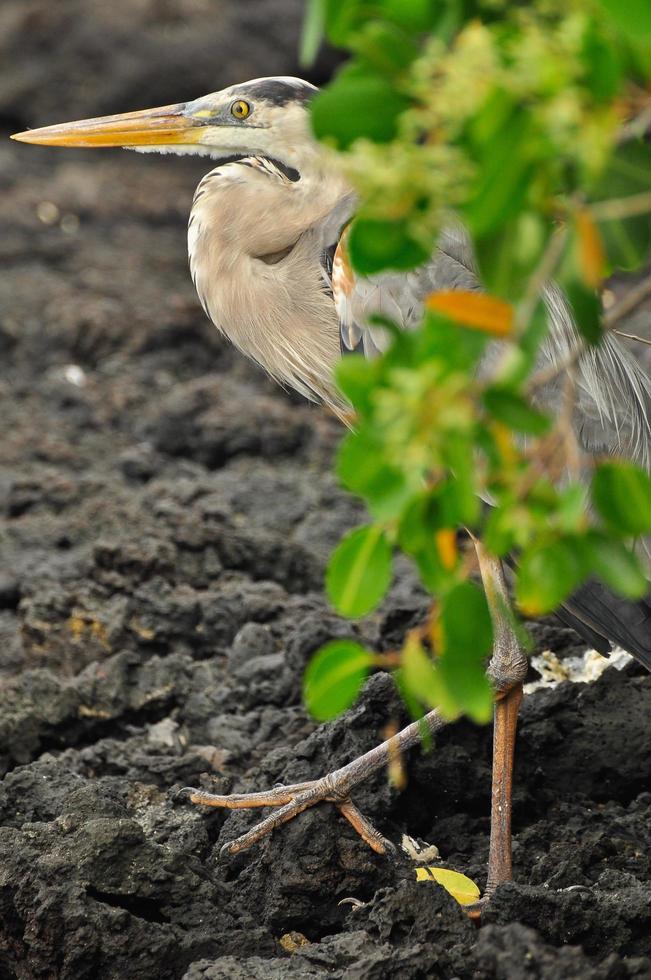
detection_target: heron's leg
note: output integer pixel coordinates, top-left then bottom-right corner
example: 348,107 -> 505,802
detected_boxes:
180,706 -> 450,857
182,544 -> 528,890
474,542 -> 528,903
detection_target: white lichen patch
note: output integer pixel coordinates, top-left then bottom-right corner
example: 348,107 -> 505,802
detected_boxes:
525,647 -> 633,694
401,834 -> 441,863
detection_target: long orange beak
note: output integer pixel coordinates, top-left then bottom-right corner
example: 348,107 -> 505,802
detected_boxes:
11,103 -> 203,148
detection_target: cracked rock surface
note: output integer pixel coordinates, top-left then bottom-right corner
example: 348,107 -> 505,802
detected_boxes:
1,3 -> 651,978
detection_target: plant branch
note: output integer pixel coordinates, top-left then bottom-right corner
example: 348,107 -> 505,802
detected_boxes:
604,273 -> 651,328
516,227 -> 567,334
616,108 -> 651,144
527,273 -> 651,393
526,338 -> 585,393
614,330 -> 651,346
589,191 -> 651,222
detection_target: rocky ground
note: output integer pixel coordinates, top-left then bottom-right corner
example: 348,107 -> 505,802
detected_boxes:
1,2 -> 650,978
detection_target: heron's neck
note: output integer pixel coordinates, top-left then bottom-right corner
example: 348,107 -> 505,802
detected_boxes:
188,161 -> 354,406
192,158 -> 351,254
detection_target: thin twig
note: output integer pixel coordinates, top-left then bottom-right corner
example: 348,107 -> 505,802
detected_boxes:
526,338 -> 585,393
589,190 -> 651,222
527,273 -> 651,393
616,108 -> 651,144
558,367 -> 581,480
614,330 -> 651,346
516,227 -> 567,334
604,273 -> 651,328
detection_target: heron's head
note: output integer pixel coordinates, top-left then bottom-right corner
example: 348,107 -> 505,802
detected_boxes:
11,76 -> 320,174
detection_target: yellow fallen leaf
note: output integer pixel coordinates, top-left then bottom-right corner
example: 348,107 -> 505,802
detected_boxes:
426,290 -> 514,337
415,866 -> 481,906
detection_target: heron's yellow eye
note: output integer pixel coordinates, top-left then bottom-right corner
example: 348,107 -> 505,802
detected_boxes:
231,100 -> 251,120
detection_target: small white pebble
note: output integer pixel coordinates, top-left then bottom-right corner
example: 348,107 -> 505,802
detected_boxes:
60,213 -> 80,234
63,364 -> 87,387
36,201 -> 60,225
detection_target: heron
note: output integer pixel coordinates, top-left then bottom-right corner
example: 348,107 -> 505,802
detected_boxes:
12,76 -> 651,911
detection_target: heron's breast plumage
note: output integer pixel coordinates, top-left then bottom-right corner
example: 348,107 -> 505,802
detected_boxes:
187,161 -> 348,408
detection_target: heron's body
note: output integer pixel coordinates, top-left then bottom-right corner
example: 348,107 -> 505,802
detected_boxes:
184,136 -> 651,669
12,75 -> 651,902
188,153 -> 353,405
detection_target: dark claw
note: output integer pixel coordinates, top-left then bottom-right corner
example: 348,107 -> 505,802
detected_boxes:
175,786 -> 199,803
382,837 -> 399,858
219,840 -> 237,860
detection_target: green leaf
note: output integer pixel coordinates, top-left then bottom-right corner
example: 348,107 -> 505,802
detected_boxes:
335,354 -> 380,414
323,0 -> 363,45
464,100 -> 537,237
379,0 -> 438,32
322,0 -> 439,42
597,0 -> 651,38
401,634 -> 443,707
348,218 -> 432,274
422,312 -> 488,372
337,430 -> 411,519
401,586 -> 494,723
326,524 -> 393,617
581,22 -> 622,102
398,482 -> 476,557
393,665 -> 436,751
411,545 -> 450,594
564,280 -> 602,345
438,582 -> 494,722
580,532 -> 648,599
475,216 -> 550,300
483,388 -> 551,436
399,583 -> 496,723
483,505 -> 518,557
444,442 -> 482,526
300,0 -> 325,66
398,494 -> 435,554
440,581 -> 494,662
592,462 -> 651,536
589,142 -> 651,272
516,539 -> 586,615
556,484 -> 589,533
436,656 -> 493,723
304,640 -> 374,721
310,64 -> 410,148
352,21 -> 419,76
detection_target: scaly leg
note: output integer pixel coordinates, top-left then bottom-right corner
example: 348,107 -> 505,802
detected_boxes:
473,541 -> 528,905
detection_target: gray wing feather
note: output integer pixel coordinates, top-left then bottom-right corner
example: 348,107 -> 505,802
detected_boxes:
336,223 -> 651,659
339,223 -> 651,479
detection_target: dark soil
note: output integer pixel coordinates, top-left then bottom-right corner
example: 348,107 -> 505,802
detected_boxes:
1,3 -> 650,978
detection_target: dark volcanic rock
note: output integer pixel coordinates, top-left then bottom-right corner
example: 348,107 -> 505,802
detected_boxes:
1,2 -> 651,977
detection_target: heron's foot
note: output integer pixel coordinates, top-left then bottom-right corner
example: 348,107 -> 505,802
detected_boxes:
180,708 -> 449,859
179,773 -> 396,857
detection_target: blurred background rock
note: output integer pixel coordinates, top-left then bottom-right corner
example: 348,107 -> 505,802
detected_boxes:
0,0 -> 339,126
0,8 -> 650,978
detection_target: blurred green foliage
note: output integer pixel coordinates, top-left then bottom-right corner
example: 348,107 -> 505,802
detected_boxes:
301,0 -> 651,724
